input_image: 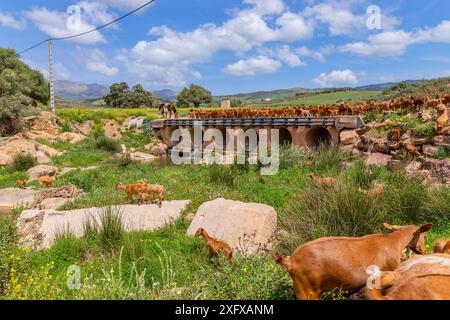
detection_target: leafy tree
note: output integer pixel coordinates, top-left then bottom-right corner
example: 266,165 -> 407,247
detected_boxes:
230,98 -> 243,108
103,82 -> 156,108
176,84 -> 212,108
0,48 -> 49,136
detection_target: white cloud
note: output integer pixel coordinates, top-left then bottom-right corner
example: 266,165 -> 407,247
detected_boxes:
259,45 -> 305,67
24,4 -> 115,44
243,0 -> 285,15
296,46 -> 333,63
23,59 -> 70,80
274,12 -> 314,41
82,49 -> 118,76
415,20 -> 450,43
313,69 -> 358,87
340,30 -> 416,57
0,11 -> 26,30
224,56 -> 281,76
98,0 -> 154,10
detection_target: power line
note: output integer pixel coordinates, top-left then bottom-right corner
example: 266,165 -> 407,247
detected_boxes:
16,0 -> 156,56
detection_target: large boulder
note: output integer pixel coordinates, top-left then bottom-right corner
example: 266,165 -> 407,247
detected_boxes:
129,151 -> 159,163
340,130 -> 359,146
186,198 -> 277,255
0,188 -> 37,213
27,165 -> 58,182
17,200 -> 190,249
103,119 -> 122,141
146,143 -> 169,157
0,134 -> 62,166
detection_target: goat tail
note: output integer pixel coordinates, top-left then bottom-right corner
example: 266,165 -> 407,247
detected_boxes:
273,254 -> 291,272
364,287 -> 386,300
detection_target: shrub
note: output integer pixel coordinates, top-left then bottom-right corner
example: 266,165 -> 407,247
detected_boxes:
278,177 -> 386,255
310,145 -> 349,174
98,206 -> 124,254
422,187 -> 450,227
278,145 -> 307,170
95,135 -> 121,153
10,153 -> 37,172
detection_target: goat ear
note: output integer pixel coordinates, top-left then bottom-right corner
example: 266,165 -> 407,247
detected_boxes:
415,223 -> 433,234
383,223 -> 400,230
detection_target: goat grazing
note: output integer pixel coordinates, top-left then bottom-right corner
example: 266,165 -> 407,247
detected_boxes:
307,173 -> 336,188
116,182 -> 148,204
38,173 -> 58,188
195,228 -> 233,260
275,223 -> 432,300
138,179 -> 166,208
16,179 -> 27,189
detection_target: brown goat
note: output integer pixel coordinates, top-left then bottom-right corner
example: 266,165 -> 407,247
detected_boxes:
275,223 -> 432,300
365,253 -> 450,300
307,173 -> 336,188
436,102 -> 448,133
433,239 -> 450,254
138,179 -> 166,208
16,179 -> 27,189
195,228 -> 233,260
38,173 -> 58,188
403,142 -> 422,158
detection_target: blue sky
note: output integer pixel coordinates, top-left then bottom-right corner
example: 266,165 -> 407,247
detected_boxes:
1,0 -> 450,95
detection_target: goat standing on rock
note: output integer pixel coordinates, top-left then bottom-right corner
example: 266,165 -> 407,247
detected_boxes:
275,223 -> 432,300
195,228 -> 233,260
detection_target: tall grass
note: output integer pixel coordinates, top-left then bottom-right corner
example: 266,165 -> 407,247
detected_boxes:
94,135 -> 121,153
10,153 -> 37,172
98,206 -> 125,254
278,144 -> 307,170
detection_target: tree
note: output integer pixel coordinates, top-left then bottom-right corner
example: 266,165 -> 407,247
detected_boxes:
176,84 -> 212,108
0,48 -> 49,136
103,82 -> 156,108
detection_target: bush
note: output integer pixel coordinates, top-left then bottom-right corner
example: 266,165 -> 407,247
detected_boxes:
310,145 -> 349,174
98,206 -> 124,254
278,177 -> 386,255
10,153 -> 37,172
278,145 -> 307,170
95,136 -> 121,153
422,187 -> 450,227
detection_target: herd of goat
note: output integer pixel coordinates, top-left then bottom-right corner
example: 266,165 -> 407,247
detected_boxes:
189,94 -> 450,119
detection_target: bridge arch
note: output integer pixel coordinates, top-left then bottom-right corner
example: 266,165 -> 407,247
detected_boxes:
305,127 -> 332,150
278,127 -> 292,146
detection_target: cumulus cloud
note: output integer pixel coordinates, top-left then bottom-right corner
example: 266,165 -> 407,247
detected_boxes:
81,49 -> 118,76
24,3 -> 117,44
224,56 -> 281,76
341,20 -> 450,57
0,11 -> 26,30
243,0 -> 285,15
23,59 -> 70,80
98,0 -> 155,10
313,69 -> 358,87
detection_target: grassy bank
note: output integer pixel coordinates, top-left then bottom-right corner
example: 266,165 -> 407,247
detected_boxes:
0,141 -> 449,300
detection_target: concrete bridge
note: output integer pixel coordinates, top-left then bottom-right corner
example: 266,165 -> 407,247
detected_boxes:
150,116 -> 365,150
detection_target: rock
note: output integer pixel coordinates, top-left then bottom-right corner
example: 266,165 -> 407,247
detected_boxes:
390,150 -> 405,160
73,120 -> 94,136
422,158 -> 450,171
27,165 -> 58,182
340,144 -> 354,153
441,127 -> 450,136
39,198 -> 74,210
17,200 -> 190,249
127,117 -> 146,129
422,145 -> 439,157
373,142 -> 390,154
411,137 -> 430,146
0,188 -> 37,213
355,139 -> 366,151
149,143 -> 169,157
365,153 -> 392,166
432,135 -> 444,144
0,134 -> 62,166
405,161 -> 422,174
419,110 -> 434,122
60,167 -> 77,175
387,141 -> 402,151
400,133 -> 411,142
129,151 -> 159,163
355,127 -> 368,136
186,198 -> 277,255
59,132 -> 86,144
340,130 -> 359,146
351,148 -> 361,157
103,119 -> 122,141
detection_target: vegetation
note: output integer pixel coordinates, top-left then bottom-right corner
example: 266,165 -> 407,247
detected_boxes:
176,84 -> 213,108
103,82 -> 157,108
0,48 -> 48,136
381,77 -> 450,99
10,153 -> 37,172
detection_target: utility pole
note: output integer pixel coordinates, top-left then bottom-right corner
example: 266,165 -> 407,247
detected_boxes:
48,37 -> 55,113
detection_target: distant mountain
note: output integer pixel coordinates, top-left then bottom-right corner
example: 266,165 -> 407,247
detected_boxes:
55,80 -> 109,101
356,80 -> 421,91
154,89 -> 178,99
